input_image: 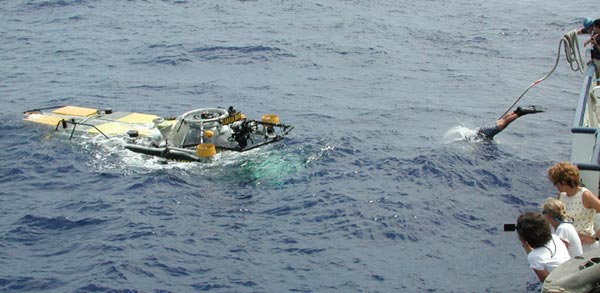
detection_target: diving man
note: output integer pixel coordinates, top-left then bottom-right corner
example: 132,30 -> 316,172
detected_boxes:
476,105 -> 544,140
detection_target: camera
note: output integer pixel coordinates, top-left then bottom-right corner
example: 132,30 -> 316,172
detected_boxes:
504,224 -> 517,232
230,120 -> 257,149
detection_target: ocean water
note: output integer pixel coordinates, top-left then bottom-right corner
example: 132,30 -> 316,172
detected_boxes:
0,0 -> 595,292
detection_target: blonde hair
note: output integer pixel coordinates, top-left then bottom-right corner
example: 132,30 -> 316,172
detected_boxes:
542,198 -> 571,221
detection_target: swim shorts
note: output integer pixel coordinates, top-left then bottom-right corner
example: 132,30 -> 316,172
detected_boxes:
476,124 -> 501,140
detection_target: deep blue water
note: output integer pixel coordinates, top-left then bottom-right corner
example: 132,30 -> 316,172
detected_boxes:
0,0 -> 595,292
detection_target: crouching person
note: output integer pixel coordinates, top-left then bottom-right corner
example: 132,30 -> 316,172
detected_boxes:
516,211 -> 570,282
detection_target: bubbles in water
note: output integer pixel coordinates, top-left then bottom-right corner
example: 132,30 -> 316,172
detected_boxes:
66,134 -> 311,187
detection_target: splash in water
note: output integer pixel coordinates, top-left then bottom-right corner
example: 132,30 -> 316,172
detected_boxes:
443,125 -> 480,143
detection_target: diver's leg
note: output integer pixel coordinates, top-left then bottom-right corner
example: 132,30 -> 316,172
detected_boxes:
495,112 -> 519,130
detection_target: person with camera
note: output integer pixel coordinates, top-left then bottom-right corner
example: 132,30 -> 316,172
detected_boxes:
577,17 -> 595,35
587,19 -> 600,82
515,212 -> 570,282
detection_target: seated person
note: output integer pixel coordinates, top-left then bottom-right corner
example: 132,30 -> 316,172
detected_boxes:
548,161 -> 600,252
516,211 -> 570,282
542,198 -> 583,257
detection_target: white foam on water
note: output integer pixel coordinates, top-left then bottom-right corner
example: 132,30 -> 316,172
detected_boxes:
443,125 -> 479,143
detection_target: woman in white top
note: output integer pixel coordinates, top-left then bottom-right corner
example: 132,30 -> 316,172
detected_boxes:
516,212 -> 570,282
548,162 -> 600,252
542,198 -> 583,257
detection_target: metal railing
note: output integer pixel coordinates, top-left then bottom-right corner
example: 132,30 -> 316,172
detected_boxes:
571,63 -> 600,194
